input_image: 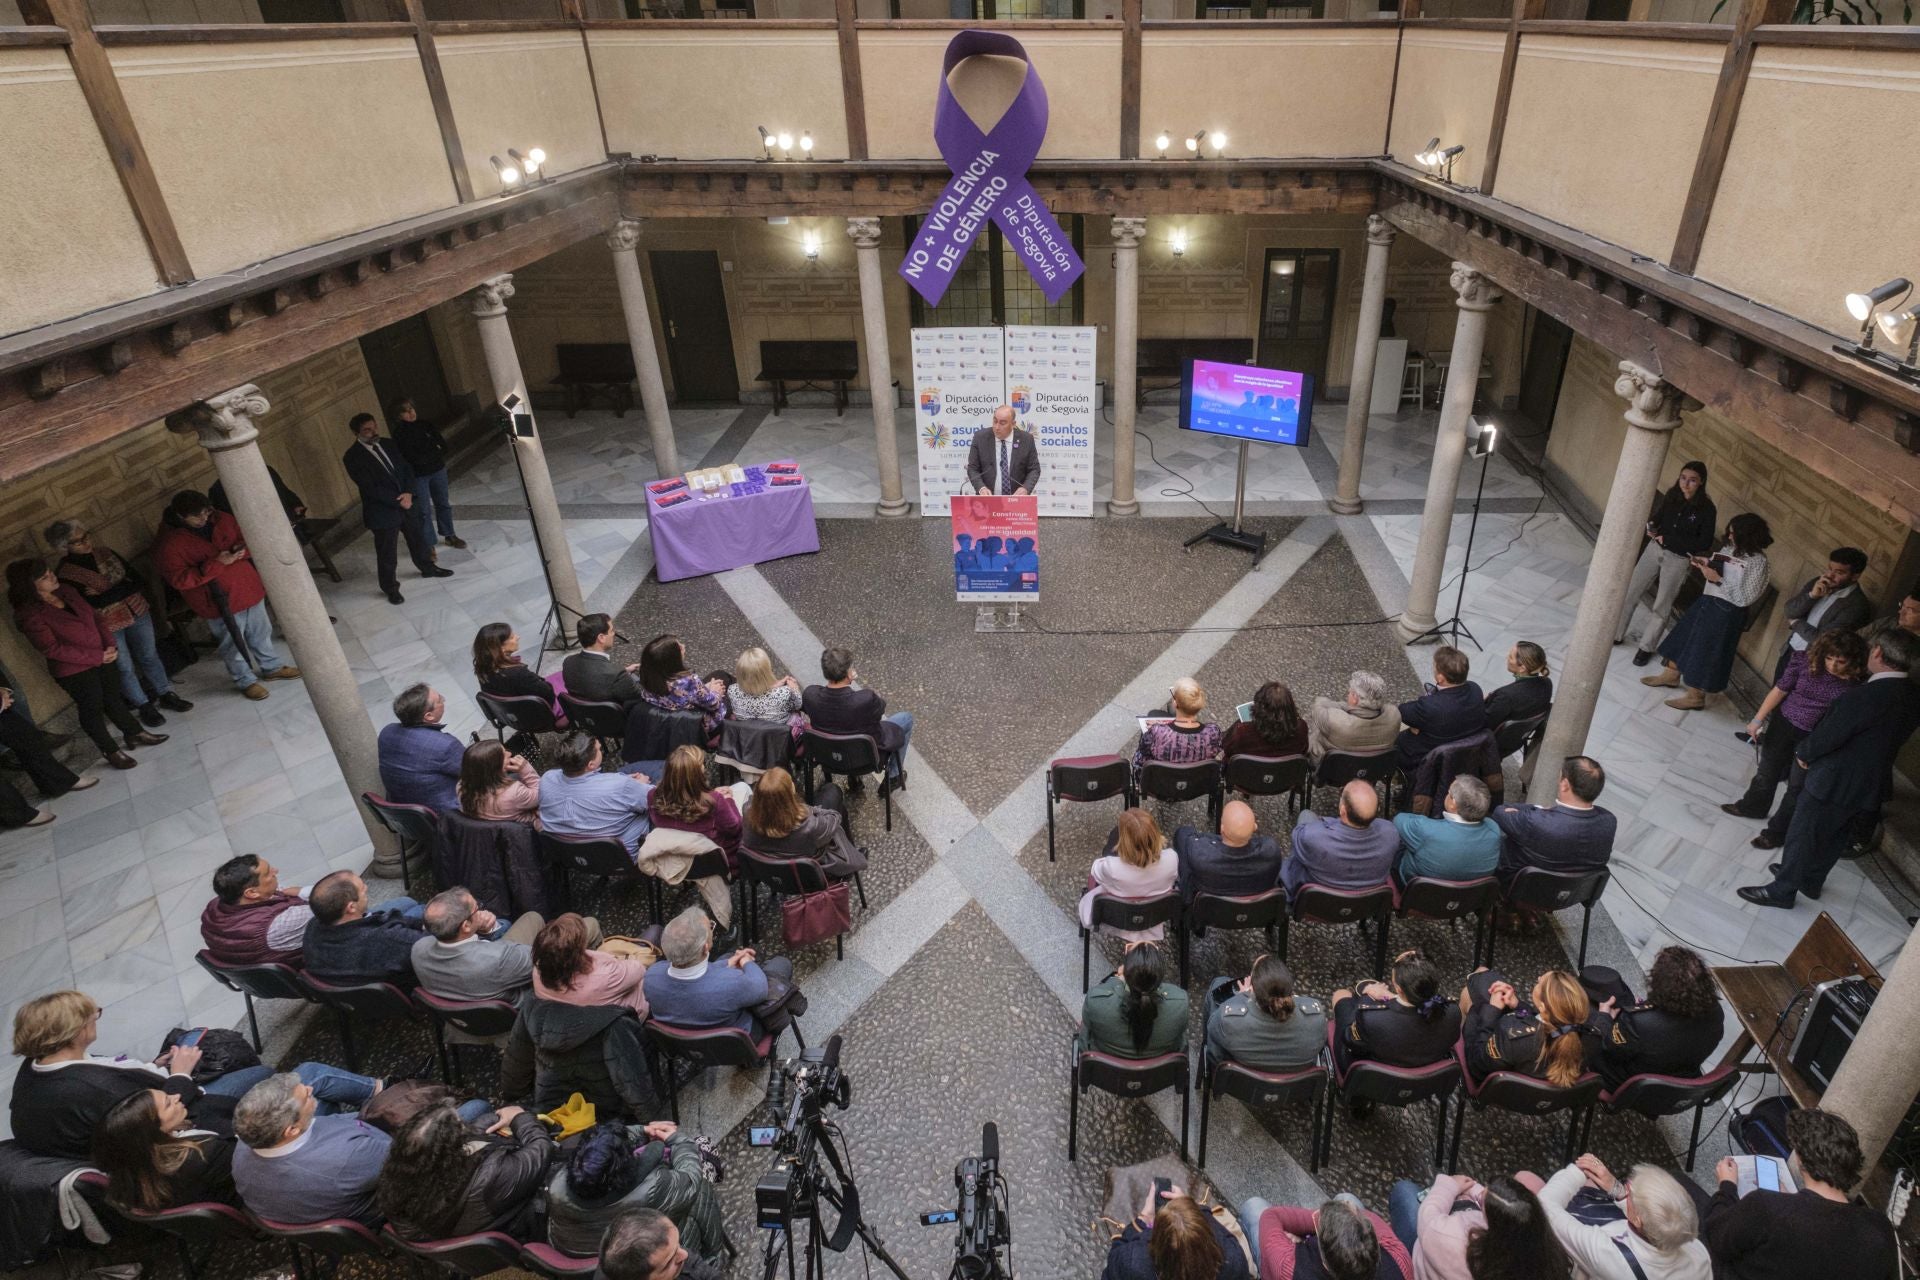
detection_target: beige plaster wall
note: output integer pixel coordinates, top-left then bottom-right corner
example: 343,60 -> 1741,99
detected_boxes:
1695,46 -> 1920,338
588,28 -> 848,162
1495,34 -> 1720,259
109,38 -> 457,276
861,31 -> 1123,160
435,31 -> 605,199
0,48 -> 162,339
1140,29 -> 1396,159
1386,29 -> 1505,190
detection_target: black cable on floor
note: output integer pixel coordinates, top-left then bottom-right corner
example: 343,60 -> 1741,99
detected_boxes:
1607,863 -> 1760,966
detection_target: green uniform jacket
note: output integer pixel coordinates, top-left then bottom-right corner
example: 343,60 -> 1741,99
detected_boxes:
1079,975 -> 1190,1058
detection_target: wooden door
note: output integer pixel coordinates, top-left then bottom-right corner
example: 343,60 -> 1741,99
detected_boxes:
650,251 -> 741,403
1256,249 -> 1338,384
1518,309 -> 1573,435
358,313 -> 454,427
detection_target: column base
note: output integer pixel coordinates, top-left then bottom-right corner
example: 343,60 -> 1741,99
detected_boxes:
1328,496 -> 1364,515
1106,498 -> 1140,516
1394,615 -> 1442,645
875,497 -> 912,518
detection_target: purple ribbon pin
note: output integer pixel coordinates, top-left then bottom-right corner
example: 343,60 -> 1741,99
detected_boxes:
899,30 -> 1086,308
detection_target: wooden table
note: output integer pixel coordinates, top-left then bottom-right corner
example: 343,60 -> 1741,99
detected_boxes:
1711,911 -> 1882,1108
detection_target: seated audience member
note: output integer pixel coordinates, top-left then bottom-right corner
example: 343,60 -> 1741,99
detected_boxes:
1223,681 -> 1309,760
727,645 -> 804,723
1460,969 -> 1593,1087
1525,1155 -> 1707,1280
540,733 -> 655,854
473,622 -> 560,716
1080,808 -> 1180,943
303,870 -> 429,987
1310,671 -> 1402,762
1134,676 -> 1223,775
1585,946 -> 1724,1089
639,633 -> 729,740
94,1088 -> 237,1212
1390,1173 -> 1570,1280
742,766 -> 867,880
412,887 -> 572,1004
1104,1185 -> 1249,1280
1391,775 -> 1502,885
547,1121 -> 731,1263
1395,646 -> 1486,773
1177,800 -> 1285,906
801,645 -> 913,789
1237,1195 -> 1410,1280
597,1205 -> 727,1280
201,854 -> 313,967
1285,781 -> 1399,898
231,1074 -> 392,1226
378,682 -> 464,811
458,739 -> 542,827
1493,755 -> 1616,882
564,614 -> 644,707
376,1097 -> 554,1242
1078,943 -> 1188,1060
1703,1108 -> 1897,1280
533,913 -> 650,1018
1330,950 -> 1461,1077
1483,641 -> 1553,736
9,990 -> 381,1160
1205,953 -> 1326,1073
648,746 -> 744,868
643,907 -> 800,1037
0,680 -> 93,826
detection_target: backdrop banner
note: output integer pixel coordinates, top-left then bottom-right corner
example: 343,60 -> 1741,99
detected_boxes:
1004,325 -> 1097,516
911,326 -> 1007,517
952,495 -> 1039,603
898,30 -> 1086,308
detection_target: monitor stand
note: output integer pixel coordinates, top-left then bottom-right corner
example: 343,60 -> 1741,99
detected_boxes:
1183,441 -> 1268,567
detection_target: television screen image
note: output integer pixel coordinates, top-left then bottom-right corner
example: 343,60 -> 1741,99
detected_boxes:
1180,359 -> 1314,447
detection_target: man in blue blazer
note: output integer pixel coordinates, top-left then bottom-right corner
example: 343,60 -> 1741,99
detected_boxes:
1395,646 -> 1486,773
341,412 -> 449,604
1492,755 -> 1617,884
1741,629 -> 1920,907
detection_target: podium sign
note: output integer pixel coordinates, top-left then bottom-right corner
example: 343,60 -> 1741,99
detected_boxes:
952,495 -> 1039,603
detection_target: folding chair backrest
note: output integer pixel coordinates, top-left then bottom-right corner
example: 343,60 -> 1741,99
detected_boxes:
1188,889 -> 1286,933
537,831 -> 636,878
1089,891 -> 1182,936
1211,1060 -> 1324,1109
740,846 -> 830,894
558,694 -> 628,742
1049,755 -> 1132,803
1395,876 -> 1499,921
800,729 -> 882,777
361,793 -> 441,847
414,990 -> 519,1039
1078,1050 -> 1189,1099
477,693 -> 558,737
1138,759 -> 1220,804
1292,882 -> 1393,925
1315,748 -> 1398,788
194,952 -> 310,1003
1506,866 -> 1610,914
1222,754 -> 1311,797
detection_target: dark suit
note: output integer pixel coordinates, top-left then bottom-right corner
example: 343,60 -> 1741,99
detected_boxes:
1492,801 -> 1617,881
562,651 -> 642,706
1774,579 -> 1875,683
964,427 -> 1041,496
342,437 -> 433,592
1172,825 -> 1284,905
1395,681 -> 1486,772
1765,674 -> 1920,900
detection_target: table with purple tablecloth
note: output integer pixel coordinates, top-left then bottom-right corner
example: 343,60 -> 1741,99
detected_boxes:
647,461 -> 820,582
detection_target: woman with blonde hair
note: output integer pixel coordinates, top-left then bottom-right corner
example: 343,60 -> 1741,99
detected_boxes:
1079,808 -> 1179,942
1133,676 -> 1223,774
742,766 -> 867,879
1461,968 -> 1594,1088
727,646 -> 804,723
646,745 -> 745,867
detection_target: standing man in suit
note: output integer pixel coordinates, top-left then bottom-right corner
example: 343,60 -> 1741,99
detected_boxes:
1491,755 -> 1617,883
965,405 -> 1041,497
1394,646 -> 1485,773
563,613 -> 643,707
342,413 -> 450,605
1739,629 -> 1920,908
1773,547 -> 1873,684
1174,801 -> 1284,907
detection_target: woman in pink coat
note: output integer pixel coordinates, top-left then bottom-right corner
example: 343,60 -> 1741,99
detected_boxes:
531,914 -> 650,1019
6,558 -> 166,769
458,740 -> 542,827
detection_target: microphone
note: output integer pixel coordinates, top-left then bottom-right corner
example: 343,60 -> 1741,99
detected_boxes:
981,1121 -> 999,1167
822,1033 -> 843,1072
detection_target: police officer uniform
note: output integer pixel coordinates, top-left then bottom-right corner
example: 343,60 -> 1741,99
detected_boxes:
1462,969 -> 1597,1083
1204,978 -> 1327,1073
1331,989 -> 1461,1074
1590,996 -> 1724,1089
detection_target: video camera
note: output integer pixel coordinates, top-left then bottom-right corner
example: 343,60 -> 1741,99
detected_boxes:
921,1122 -> 1011,1280
753,1037 -> 851,1233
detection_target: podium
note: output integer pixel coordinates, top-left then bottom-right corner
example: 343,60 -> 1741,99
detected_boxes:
951,494 -> 1039,631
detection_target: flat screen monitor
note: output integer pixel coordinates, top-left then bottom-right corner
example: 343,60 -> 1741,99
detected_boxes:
1179,358 -> 1313,448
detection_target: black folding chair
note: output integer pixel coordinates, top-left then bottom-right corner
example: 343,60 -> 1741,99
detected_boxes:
1182,888 -> 1286,980
1450,1042 -> 1602,1172
521,1243 -> 604,1278
1070,1047 -> 1191,1162
1045,754 -> 1135,863
537,830 -> 648,916
250,1214 -> 392,1279
1081,891 -> 1185,990
715,717 -> 795,783
111,1198 -> 261,1280
1393,875 -> 1500,972
359,792 -> 441,894
1314,747 -> 1400,815
643,1020 -> 777,1123
1138,759 -> 1222,829
193,951 -> 312,1053
477,692 -> 560,756
382,1226 -> 525,1278
1593,1064 -> 1739,1171
1281,882 -> 1396,978
799,728 -> 891,833
738,847 -> 862,959
559,692 -> 629,765
412,990 -> 519,1089
1222,753 -> 1312,817
296,975 -> 421,1073
1323,1029 -> 1460,1169
1491,866 -> 1612,969
1494,708 -> 1550,760
642,845 -> 734,925
1198,1050 -> 1327,1170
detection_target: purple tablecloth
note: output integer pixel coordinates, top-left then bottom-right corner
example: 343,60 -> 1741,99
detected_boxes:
648,462 -> 820,582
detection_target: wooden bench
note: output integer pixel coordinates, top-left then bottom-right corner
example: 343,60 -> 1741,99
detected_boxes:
551,343 -> 635,418
1136,337 -> 1256,403
757,339 -> 860,416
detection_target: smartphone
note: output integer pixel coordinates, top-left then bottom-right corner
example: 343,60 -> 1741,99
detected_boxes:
1152,1177 -> 1174,1203
177,1029 -> 206,1048
748,1125 -> 779,1147
1756,1159 -> 1780,1192
920,1210 -> 959,1226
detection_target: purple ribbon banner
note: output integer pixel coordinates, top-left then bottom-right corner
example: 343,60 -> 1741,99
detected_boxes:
899,30 -> 1086,308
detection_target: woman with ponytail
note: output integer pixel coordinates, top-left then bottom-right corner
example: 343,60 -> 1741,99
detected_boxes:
1205,954 -> 1326,1073
1461,969 -> 1594,1088
1080,942 -> 1189,1059
1330,949 -> 1462,1078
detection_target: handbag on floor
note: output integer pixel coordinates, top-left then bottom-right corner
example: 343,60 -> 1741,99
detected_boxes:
782,880 -> 851,948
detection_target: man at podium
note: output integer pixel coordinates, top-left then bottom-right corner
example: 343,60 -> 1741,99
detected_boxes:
966,404 -> 1041,497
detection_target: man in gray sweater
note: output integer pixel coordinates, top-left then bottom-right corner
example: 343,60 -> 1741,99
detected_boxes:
411,888 -> 607,1003
232,1073 -> 392,1226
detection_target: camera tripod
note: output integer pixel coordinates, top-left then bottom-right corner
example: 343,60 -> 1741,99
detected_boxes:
760,1112 -> 911,1280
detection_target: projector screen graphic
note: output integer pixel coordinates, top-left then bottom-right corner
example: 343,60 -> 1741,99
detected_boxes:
1179,359 -> 1314,448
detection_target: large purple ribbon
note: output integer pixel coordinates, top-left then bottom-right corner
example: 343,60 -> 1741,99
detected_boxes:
899,30 -> 1086,308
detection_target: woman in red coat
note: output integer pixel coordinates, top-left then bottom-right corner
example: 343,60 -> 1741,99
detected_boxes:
6,559 -> 167,769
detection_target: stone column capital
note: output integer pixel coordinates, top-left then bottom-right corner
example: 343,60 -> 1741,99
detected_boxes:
846,216 -> 883,250
165,383 -> 269,452
471,274 -> 516,318
1614,360 -> 1686,432
1449,263 -> 1500,311
1366,214 -> 1396,248
1110,216 -> 1148,249
606,219 -> 643,253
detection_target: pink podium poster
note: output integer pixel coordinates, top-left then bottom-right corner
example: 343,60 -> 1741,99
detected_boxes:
951,495 -> 1039,603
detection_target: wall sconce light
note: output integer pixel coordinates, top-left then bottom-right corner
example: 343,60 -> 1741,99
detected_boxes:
802,230 -> 821,260
1416,136 -> 1439,165
1878,304 -> 1920,361
1186,129 -> 1204,156
1836,277 -> 1920,382
1417,141 -> 1464,184
1847,278 -> 1911,351
777,131 -> 794,160
507,147 -> 548,184
1169,228 -> 1188,257
1155,131 -> 1171,158
799,131 -> 814,157
489,155 -> 521,188
1208,130 -> 1227,157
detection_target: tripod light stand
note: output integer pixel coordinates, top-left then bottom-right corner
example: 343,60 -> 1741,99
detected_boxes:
1406,421 -> 1498,650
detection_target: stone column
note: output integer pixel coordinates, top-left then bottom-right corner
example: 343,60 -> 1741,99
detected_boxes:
1395,264 -> 1501,643
1109,216 -> 1147,516
1825,922 -> 1920,1171
607,218 -> 680,478
470,275 -> 586,622
1332,215 -> 1398,515
1527,362 -> 1684,804
847,217 -> 911,517
164,388 -> 399,872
